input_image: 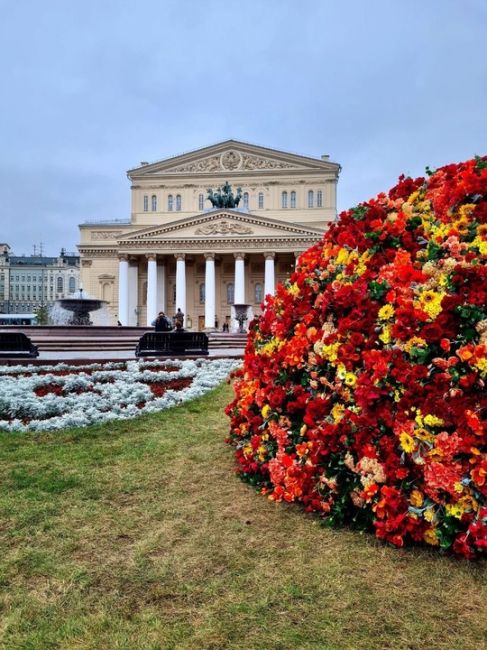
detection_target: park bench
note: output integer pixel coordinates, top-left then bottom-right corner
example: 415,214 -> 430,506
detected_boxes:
135,331 -> 209,357
0,332 -> 39,358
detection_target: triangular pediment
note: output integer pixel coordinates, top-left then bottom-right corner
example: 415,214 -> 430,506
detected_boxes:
117,210 -> 324,244
127,140 -> 339,177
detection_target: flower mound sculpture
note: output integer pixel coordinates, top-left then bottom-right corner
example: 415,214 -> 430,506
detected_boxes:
226,157 -> 487,559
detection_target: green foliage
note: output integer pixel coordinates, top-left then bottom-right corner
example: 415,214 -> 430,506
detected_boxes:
34,303 -> 49,325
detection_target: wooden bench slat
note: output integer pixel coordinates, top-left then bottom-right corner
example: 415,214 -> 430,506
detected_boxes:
135,332 -> 209,357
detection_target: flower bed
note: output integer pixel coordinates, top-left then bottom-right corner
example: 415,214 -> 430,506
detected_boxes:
226,157 -> 487,558
0,358 -> 240,432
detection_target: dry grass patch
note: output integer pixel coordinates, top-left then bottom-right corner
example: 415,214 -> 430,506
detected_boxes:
0,383 -> 485,649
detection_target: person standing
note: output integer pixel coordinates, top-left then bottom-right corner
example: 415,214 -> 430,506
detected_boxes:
174,307 -> 184,327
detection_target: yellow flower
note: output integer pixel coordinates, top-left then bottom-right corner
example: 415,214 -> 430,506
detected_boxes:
258,337 -> 285,356
446,503 -> 463,519
475,358 -> 487,375
261,404 -> 271,419
336,248 -> 351,266
243,444 -> 253,458
379,325 -> 392,344
287,282 -> 300,296
321,342 -> 340,363
399,431 -> 416,453
409,490 -> 424,508
344,372 -> 357,387
423,414 -> 444,427
423,507 -> 436,523
417,289 -> 445,319
415,428 -> 435,443
331,403 -> 345,423
378,304 -> 395,320
423,528 -> 440,546
404,336 -> 427,353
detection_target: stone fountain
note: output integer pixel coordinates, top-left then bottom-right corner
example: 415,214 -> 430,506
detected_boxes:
56,287 -> 107,326
233,303 -> 250,334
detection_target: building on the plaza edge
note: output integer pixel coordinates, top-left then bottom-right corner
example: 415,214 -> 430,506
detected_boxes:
0,244 -> 80,320
78,140 -> 341,329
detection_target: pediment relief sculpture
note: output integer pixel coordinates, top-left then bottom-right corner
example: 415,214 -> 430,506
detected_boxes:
195,220 -> 253,236
166,150 -> 300,174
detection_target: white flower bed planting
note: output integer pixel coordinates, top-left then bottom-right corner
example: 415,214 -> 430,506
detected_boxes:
0,358 -> 240,432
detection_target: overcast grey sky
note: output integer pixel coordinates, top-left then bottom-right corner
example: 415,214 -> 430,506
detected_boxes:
0,0 -> 485,255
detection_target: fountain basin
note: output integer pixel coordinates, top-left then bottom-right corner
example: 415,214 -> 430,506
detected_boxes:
56,294 -> 107,326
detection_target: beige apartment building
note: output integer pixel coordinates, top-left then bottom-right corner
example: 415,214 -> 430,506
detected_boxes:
78,140 -> 341,329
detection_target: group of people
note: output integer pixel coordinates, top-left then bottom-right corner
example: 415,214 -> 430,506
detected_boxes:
153,308 -> 184,332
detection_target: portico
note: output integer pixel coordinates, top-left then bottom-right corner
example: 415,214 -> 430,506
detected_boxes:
78,140 -> 340,327
113,209 -> 313,330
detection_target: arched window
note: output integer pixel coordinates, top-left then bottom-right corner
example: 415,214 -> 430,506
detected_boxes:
317,190 -> 323,207
143,195 -> 148,212
290,191 -> 296,208
199,283 -> 205,304
258,192 -> 264,209
227,283 -> 234,304
254,282 -> 263,303
243,192 -> 249,209
281,191 -> 288,208
57,277 -> 63,294
68,277 -> 76,294
168,195 -> 174,211
102,282 -> 111,301
151,195 -> 157,211
198,193 -> 204,211
176,194 -> 182,211
308,190 -> 314,208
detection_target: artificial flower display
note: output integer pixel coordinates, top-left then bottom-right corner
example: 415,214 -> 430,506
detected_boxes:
0,358 -> 239,432
226,157 -> 487,558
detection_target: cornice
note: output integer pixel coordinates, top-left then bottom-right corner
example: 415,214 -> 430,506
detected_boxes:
78,235 -> 317,257
127,140 -> 340,178
118,209 -> 324,242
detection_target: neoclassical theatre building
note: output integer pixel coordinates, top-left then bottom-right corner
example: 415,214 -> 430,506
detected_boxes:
78,140 -> 341,329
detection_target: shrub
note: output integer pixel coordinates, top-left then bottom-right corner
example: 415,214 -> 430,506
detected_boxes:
226,157 -> 487,558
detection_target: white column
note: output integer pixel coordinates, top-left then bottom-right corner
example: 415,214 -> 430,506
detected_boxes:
234,253 -> 246,304
175,253 -> 186,326
157,261 -> 166,313
294,251 -> 302,269
264,252 -> 275,298
146,254 -> 158,326
118,255 -> 129,325
128,259 -> 138,326
204,253 -> 216,330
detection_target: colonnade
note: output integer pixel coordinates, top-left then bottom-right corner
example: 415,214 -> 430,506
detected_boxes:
117,252 -> 279,328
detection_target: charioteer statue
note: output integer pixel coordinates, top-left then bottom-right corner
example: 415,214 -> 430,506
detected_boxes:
207,181 -> 242,209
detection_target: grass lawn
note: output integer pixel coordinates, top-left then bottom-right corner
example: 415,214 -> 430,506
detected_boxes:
0,383 -> 485,650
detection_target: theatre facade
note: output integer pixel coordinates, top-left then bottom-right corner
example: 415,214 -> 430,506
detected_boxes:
78,140 -> 341,329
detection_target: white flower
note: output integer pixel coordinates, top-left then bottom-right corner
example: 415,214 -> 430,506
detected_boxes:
0,358 -> 240,432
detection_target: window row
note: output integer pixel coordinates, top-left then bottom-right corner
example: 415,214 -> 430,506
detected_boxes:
144,189 -> 324,213
144,194 -> 182,212
281,189 -> 323,209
